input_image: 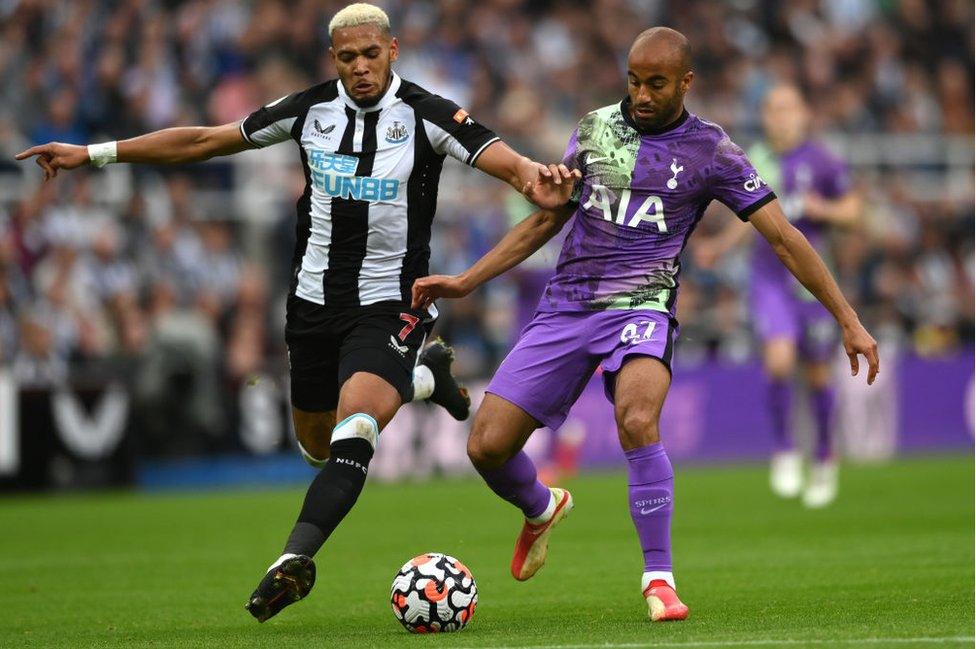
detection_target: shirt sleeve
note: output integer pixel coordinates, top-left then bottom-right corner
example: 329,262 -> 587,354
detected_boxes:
709,132 -> 777,221
562,128 -> 583,205
240,92 -> 305,148
416,95 -> 500,166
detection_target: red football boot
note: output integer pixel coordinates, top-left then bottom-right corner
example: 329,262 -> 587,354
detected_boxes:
510,488 -> 573,581
643,579 -> 689,621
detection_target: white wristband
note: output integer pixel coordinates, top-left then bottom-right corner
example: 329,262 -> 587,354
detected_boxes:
87,141 -> 117,168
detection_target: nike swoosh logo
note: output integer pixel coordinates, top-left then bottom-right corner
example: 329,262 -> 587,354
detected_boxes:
586,154 -> 609,165
640,504 -> 667,515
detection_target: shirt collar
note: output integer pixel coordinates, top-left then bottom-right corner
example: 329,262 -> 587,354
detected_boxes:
619,97 -> 689,136
337,72 -> 402,112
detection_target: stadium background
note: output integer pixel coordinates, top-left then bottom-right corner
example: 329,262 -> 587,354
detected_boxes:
0,2 -> 972,648
0,0 -> 971,488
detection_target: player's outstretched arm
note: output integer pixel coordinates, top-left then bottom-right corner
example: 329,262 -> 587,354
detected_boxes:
749,199 -> 879,384
412,203 -> 575,309
473,141 -> 582,210
15,121 -> 251,180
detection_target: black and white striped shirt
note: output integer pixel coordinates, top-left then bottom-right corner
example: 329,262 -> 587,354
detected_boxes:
240,73 -> 499,308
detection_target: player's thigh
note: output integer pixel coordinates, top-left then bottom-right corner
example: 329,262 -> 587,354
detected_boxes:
291,407 -> 337,459
763,337 -> 797,379
285,296 -> 342,413
798,306 -> 838,381
335,303 -> 430,428
803,360 -> 833,389
468,393 -> 541,470
613,356 -> 672,451
336,371 -> 403,429
753,282 -> 800,378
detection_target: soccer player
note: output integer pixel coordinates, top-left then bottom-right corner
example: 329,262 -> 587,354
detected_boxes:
412,27 -> 879,621
695,84 -> 861,507
15,2 -> 578,622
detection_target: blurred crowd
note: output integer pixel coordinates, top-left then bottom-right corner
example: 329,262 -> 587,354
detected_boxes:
0,1 -> 972,438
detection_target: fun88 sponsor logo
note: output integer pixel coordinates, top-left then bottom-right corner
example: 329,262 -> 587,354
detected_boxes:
307,149 -> 399,201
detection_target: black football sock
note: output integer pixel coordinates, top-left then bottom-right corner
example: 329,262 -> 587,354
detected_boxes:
282,436 -> 374,557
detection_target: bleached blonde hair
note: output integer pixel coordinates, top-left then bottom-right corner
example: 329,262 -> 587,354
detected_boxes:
328,3 -> 391,39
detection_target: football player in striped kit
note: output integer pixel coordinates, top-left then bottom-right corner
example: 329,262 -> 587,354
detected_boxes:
16,2 -> 580,622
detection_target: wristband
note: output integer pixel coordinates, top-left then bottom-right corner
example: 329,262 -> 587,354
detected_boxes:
87,141 -> 118,168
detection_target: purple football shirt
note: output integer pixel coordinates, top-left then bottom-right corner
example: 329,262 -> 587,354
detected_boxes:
540,99 -> 775,315
748,140 -> 852,291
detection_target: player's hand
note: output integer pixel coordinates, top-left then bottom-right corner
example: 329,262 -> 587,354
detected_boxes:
521,160 -> 581,210
412,274 -> 471,309
842,320 -> 880,385
802,193 -> 830,221
14,142 -> 90,181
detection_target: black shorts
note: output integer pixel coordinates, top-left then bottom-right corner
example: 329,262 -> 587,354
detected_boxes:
284,295 -> 434,412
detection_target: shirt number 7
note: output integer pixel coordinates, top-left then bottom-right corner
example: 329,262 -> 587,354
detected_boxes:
397,313 -> 420,342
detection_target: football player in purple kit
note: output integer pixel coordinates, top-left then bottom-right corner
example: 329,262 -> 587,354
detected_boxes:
696,84 -> 862,508
413,28 -> 879,621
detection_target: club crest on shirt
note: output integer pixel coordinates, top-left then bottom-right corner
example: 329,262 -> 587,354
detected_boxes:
667,158 -> 684,189
385,121 -> 409,144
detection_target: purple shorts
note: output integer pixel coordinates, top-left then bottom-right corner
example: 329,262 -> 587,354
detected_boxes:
751,278 -> 836,362
485,309 -> 678,431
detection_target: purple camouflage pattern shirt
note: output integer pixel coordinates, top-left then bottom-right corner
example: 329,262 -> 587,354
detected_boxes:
539,99 -> 776,315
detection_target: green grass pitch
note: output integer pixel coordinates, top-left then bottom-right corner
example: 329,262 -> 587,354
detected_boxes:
1,455 -> 972,648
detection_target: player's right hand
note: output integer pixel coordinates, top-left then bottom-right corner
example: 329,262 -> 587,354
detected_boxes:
842,321 -> 880,385
14,142 -> 90,181
412,275 -> 470,309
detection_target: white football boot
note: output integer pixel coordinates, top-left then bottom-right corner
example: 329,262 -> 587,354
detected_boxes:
769,450 -> 803,498
803,459 -> 838,508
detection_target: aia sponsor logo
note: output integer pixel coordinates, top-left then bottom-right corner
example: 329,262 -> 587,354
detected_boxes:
743,172 -> 767,192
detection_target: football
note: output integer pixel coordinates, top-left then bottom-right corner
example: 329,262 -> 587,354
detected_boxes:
390,553 -> 478,633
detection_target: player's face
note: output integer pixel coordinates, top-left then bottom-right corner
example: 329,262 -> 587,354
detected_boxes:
330,25 -> 399,107
626,49 -> 693,130
762,86 -> 808,152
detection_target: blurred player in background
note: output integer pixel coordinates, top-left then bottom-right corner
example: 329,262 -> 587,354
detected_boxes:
15,1 -> 576,623
414,28 -> 878,622
696,85 -> 861,507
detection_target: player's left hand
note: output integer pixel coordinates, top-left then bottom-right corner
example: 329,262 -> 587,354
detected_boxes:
842,321 -> 880,385
520,160 -> 581,210
412,274 -> 470,310
802,193 -> 830,221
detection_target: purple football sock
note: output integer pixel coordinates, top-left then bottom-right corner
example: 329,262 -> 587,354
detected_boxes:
477,451 -> 552,519
626,442 -> 674,574
767,379 -> 794,452
811,386 -> 836,461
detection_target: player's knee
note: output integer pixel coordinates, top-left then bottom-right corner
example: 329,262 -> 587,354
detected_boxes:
466,426 -> 512,470
764,341 -> 796,378
292,409 -> 335,467
616,407 -> 661,450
